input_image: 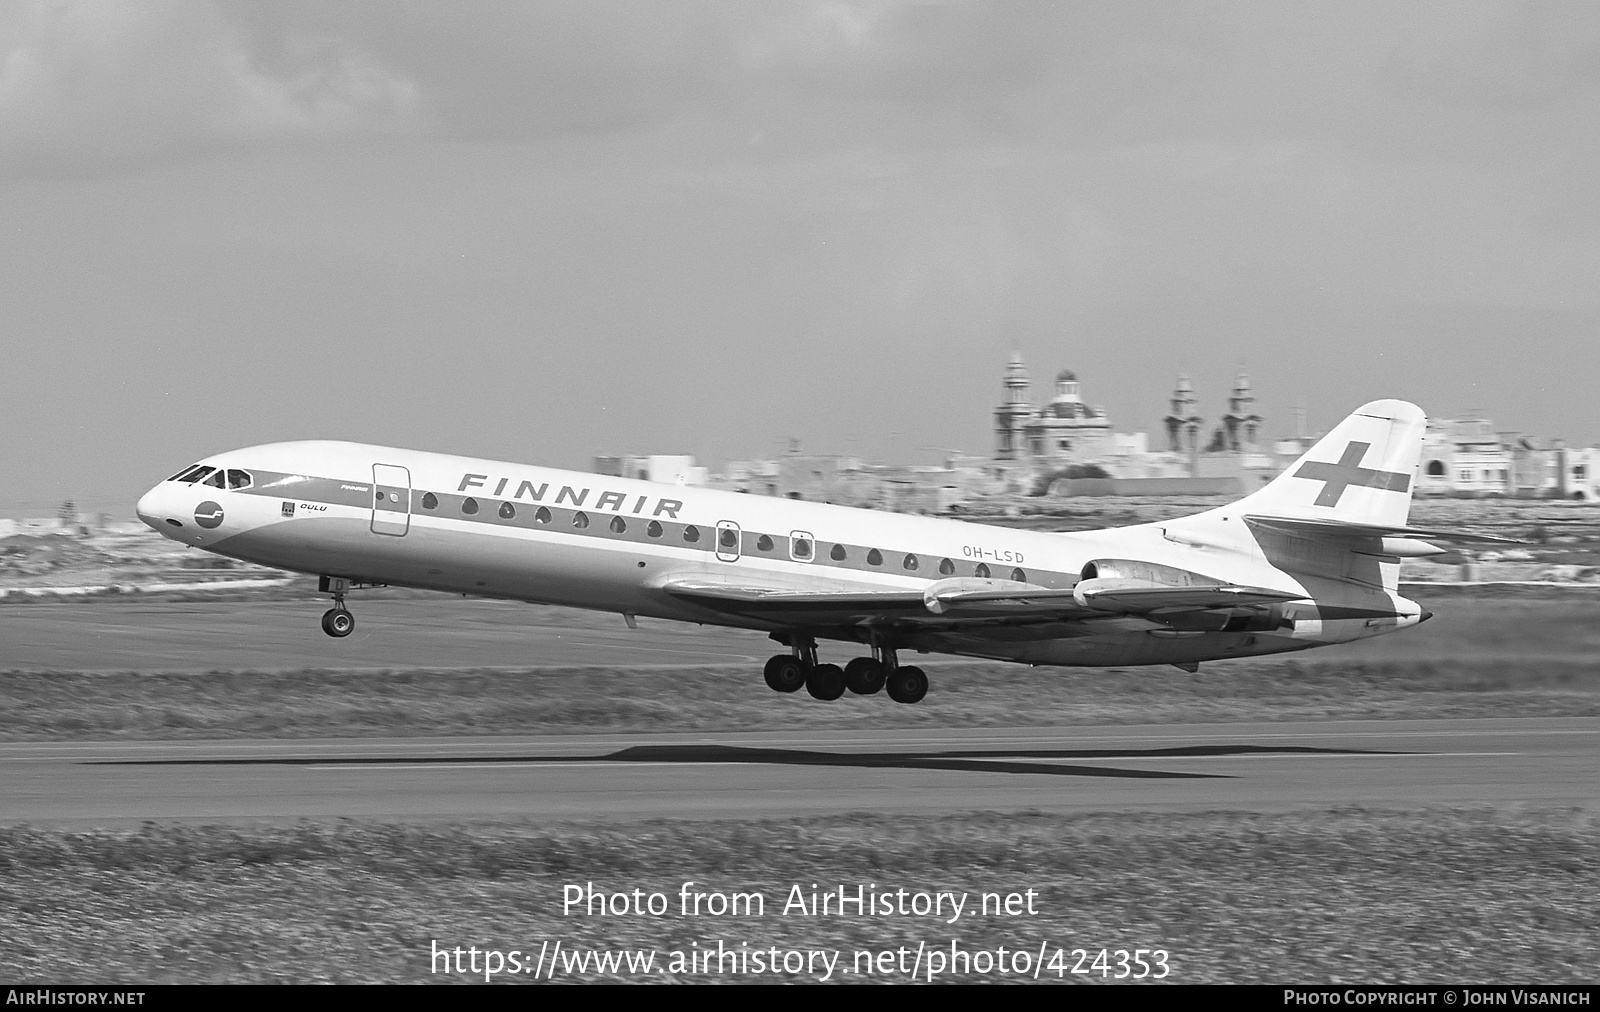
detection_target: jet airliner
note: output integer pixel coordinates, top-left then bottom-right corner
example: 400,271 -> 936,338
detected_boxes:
135,400 -> 1504,703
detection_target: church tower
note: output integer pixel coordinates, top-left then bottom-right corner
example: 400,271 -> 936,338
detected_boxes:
1163,376 -> 1203,453
1222,371 -> 1263,451
994,352 -> 1033,461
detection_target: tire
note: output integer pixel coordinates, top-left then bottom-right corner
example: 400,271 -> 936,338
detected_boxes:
321,608 -> 355,638
805,663 -> 846,701
763,654 -> 806,693
843,657 -> 886,695
886,664 -> 928,704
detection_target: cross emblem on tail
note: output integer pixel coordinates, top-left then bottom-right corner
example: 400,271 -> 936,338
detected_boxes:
1292,441 -> 1411,507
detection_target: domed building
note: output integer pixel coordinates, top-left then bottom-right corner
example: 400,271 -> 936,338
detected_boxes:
993,355 -> 1118,467
992,355 -> 1282,495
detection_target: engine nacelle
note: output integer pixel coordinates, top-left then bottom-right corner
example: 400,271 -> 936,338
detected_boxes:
1076,559 -> 1292,631
1079,558 -> 1223,587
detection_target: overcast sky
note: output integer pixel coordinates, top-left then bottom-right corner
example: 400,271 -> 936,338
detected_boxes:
3,1 -> 1598,516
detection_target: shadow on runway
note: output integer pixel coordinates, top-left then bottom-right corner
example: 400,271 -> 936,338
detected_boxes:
89,743 -> 1409,781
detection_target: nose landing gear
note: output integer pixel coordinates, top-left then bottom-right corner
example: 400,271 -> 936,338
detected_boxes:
317,575 -> 359,638
321,604 -> 355,638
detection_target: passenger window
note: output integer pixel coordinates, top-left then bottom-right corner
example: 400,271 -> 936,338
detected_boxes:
756,534 -> 774,552
226,469 -> 252,490
647,520 -> 663,538
462,497 -> 479,515
791,535 -> 813,560
610,516 -> 626,534
939,558 -> 955,576
573,511 -> 589,529
719,527 -> 737,548
202,470 -> 225,488
974,563 -> 990,579
499,502 -> 516,520
421,492 -> 438,510
903,554 -> 918,571
866,549 -> 882,566
1011,568 -> 1026,583
830,544 -> 847,561
684,525 -> 700,543
535,506 -> 552,524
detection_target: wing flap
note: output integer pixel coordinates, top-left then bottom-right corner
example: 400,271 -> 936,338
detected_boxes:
659,577 -> 1097,627
660,580 -> 929,617
659,575 -> 1300,628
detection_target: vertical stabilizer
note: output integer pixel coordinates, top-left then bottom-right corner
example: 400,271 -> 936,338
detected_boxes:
1225,399 -> 1426,527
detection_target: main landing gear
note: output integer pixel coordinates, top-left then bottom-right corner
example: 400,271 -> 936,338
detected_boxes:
762,636 -> 927,704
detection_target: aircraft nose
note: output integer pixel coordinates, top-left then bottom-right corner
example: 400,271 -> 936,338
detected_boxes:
136,487 -> 161,531
136,485 -> 176,533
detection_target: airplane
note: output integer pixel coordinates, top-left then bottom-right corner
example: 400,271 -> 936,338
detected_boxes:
134,399 -> 1510,704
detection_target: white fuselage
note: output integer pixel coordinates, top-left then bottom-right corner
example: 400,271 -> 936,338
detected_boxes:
136,440 -> 1424,667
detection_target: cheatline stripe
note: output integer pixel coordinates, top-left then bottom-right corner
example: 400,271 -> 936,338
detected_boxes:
219,467 -> 1417,621
230,469 -> 1071,589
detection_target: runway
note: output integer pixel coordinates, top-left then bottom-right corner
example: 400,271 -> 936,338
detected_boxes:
2,718 -> 1593,826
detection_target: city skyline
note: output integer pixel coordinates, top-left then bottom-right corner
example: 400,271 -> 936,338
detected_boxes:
3,3 -> 1597,516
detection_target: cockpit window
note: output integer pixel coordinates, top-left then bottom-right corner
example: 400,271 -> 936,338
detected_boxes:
175,466 -> 215,484
167,464 -> 202,482
202,470 -> 226,488
225,469 -> 252,490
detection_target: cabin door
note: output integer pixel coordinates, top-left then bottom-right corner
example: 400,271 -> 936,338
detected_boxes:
715,520 -> 741,562
371,464 -> 412,536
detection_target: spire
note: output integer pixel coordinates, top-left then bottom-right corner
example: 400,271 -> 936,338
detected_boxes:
1164,375 -> 1203,453
994,352 -> 1033,461
1003,351 -> 1029,404
1222,370 -> 1263,451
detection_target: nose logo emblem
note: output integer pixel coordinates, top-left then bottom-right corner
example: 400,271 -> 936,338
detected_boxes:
195,501 -> 225,529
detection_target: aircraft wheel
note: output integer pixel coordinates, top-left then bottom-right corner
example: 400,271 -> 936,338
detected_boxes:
886,665 -> 928,704
763,654 -> 807,693
843,657 -> 886,695
321,608 -> 355,638
805,663 -> 846,701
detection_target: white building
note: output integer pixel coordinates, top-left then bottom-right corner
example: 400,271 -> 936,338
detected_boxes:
1416,415 -> 1596,499
593,455 -> 708,486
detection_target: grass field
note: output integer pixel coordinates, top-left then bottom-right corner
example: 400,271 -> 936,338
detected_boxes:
3,808 -> 1594,983
2,590 -> 1597,739
4,590 -> 1595,984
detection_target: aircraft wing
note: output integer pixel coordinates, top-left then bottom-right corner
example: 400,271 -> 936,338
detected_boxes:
1244,515 -> 1521,544
659,578 -> 1099,629
659,577 -> 1301,630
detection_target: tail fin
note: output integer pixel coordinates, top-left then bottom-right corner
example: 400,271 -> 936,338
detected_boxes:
1229,399 -> 1425,527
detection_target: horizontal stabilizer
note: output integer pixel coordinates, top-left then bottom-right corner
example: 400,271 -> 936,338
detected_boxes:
1244,515 -> 1521,545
